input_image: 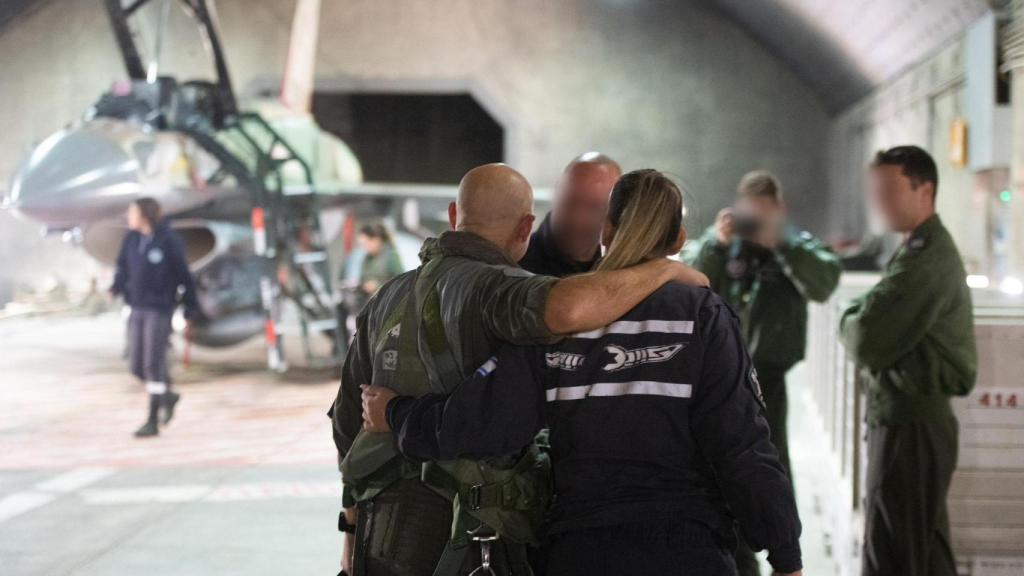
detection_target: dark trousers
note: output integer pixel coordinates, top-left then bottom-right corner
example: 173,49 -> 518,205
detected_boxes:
128,308 -> 173,388
545,519 -> 735,576
735,368 -> 790,576
862,418 -> 959,576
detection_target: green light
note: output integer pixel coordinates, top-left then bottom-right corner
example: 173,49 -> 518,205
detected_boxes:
1000,190 -> 1012,203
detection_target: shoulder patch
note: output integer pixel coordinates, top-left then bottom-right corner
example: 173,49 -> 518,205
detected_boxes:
546,351 -> 585,371
147,247 -> 164,264
475,356 -> 498,377
602,343 -> 686,372
749,368 -> 766,407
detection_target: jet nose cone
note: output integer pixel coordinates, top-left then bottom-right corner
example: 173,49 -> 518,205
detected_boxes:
8,120 -> 142,228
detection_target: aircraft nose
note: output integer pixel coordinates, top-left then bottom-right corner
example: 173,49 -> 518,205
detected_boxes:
7,120 -> 142,228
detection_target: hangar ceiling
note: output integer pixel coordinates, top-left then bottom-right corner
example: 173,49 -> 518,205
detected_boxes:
709,0 -> 993,112
0,0 -> 997,114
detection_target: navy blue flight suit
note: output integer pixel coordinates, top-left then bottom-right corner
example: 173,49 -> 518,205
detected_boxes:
385,283 -> 803,576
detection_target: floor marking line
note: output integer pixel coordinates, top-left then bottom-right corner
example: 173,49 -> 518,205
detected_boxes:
0,492 -> 56,523
78,482 -> 341,505
35,467 -> 114,493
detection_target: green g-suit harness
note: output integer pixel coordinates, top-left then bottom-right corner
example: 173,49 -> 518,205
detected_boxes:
341,256 -> 551,575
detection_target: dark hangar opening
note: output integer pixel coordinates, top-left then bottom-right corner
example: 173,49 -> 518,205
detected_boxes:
312,92 -> 504,184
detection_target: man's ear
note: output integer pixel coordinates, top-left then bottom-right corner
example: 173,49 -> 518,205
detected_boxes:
669,228 -> 687,254
448,202 -> 458,230
922,182 -> 937,205
518,214 -> 536,243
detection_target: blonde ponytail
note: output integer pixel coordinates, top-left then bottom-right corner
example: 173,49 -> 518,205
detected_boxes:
597,170 -> 683,272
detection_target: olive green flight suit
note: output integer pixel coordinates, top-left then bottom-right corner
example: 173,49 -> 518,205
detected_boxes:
684,227 -> 841,474
350,245 -> 405,312
331,231 -> 559,576
684,226 -> 841,576
840,214 -> 977,576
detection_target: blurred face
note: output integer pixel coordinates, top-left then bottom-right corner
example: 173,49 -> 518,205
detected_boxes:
358,234 -> 383,255
869,165 -> 933,232
551,163 -> 619,261
126,203 -> 144,232
733,195 -> 784,236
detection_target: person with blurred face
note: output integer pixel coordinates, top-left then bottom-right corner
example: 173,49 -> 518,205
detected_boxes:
354,223 -> 404,309
519,152 -> 621,277
683,171 -> 841,576
840,146 -> 976,576
111,197 -> 199,438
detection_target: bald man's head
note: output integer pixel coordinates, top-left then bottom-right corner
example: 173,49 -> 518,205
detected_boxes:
551,152 -> 622,263
448,163 -> 536,261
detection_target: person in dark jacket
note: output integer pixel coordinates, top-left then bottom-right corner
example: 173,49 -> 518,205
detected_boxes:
519,152 -> 620,277
361,170 -> 803,576
111,198 -> 200,438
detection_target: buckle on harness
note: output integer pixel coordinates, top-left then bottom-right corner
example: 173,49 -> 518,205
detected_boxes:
467,484 -> 484,511
467,526 -> 499,576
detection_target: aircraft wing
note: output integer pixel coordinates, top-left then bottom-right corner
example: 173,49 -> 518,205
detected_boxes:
297,181 -> 553,205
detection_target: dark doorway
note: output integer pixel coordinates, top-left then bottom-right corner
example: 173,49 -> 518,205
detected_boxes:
312,92 -> 504,184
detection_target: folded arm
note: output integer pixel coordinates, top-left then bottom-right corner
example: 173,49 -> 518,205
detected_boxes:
840,255 -> 945,370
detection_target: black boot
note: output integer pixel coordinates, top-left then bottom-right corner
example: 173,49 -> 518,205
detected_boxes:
134,394 -> 161,438
162,391 -> 181,425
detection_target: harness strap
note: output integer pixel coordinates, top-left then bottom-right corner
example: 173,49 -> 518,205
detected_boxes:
412,258 -> 462,393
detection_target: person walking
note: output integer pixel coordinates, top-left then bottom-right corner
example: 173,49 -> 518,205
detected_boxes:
111,197 -> 200,438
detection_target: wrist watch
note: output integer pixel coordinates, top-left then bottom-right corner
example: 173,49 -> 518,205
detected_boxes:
338,510 -> 356,534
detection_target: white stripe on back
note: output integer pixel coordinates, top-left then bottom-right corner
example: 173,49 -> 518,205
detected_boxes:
545,381 -> 693,401
573,320 -> 694,339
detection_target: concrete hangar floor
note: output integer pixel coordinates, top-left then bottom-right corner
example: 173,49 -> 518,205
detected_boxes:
0,310 -> 839,575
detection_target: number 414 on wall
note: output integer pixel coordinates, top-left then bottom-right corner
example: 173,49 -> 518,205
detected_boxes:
977,391 -> 1019,409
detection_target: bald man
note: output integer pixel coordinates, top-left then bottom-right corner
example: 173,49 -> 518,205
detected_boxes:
331,164 -> 707,576
520,153 -> 622,277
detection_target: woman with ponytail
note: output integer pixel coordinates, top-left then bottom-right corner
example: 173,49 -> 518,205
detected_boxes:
362,170 -> 803,576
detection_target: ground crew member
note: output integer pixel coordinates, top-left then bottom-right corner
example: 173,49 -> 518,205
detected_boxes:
840,146 -> 976,576
353,223 -> 404,310
330,164 -> 708,576
684,171 -> 839,575
362,169 -> 803,576
519,152 -> 621,277
110,197 -> 199,438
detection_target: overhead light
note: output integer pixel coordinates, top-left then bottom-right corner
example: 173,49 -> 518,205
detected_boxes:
966,275 -> 990,289
999,277 -> 1023,296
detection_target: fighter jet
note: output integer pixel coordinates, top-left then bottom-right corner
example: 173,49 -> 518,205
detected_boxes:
1,0 -> 462,370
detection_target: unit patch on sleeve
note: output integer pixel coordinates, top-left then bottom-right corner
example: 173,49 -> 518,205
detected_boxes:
546,351 -> 585,371
602,343 -> 685,372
